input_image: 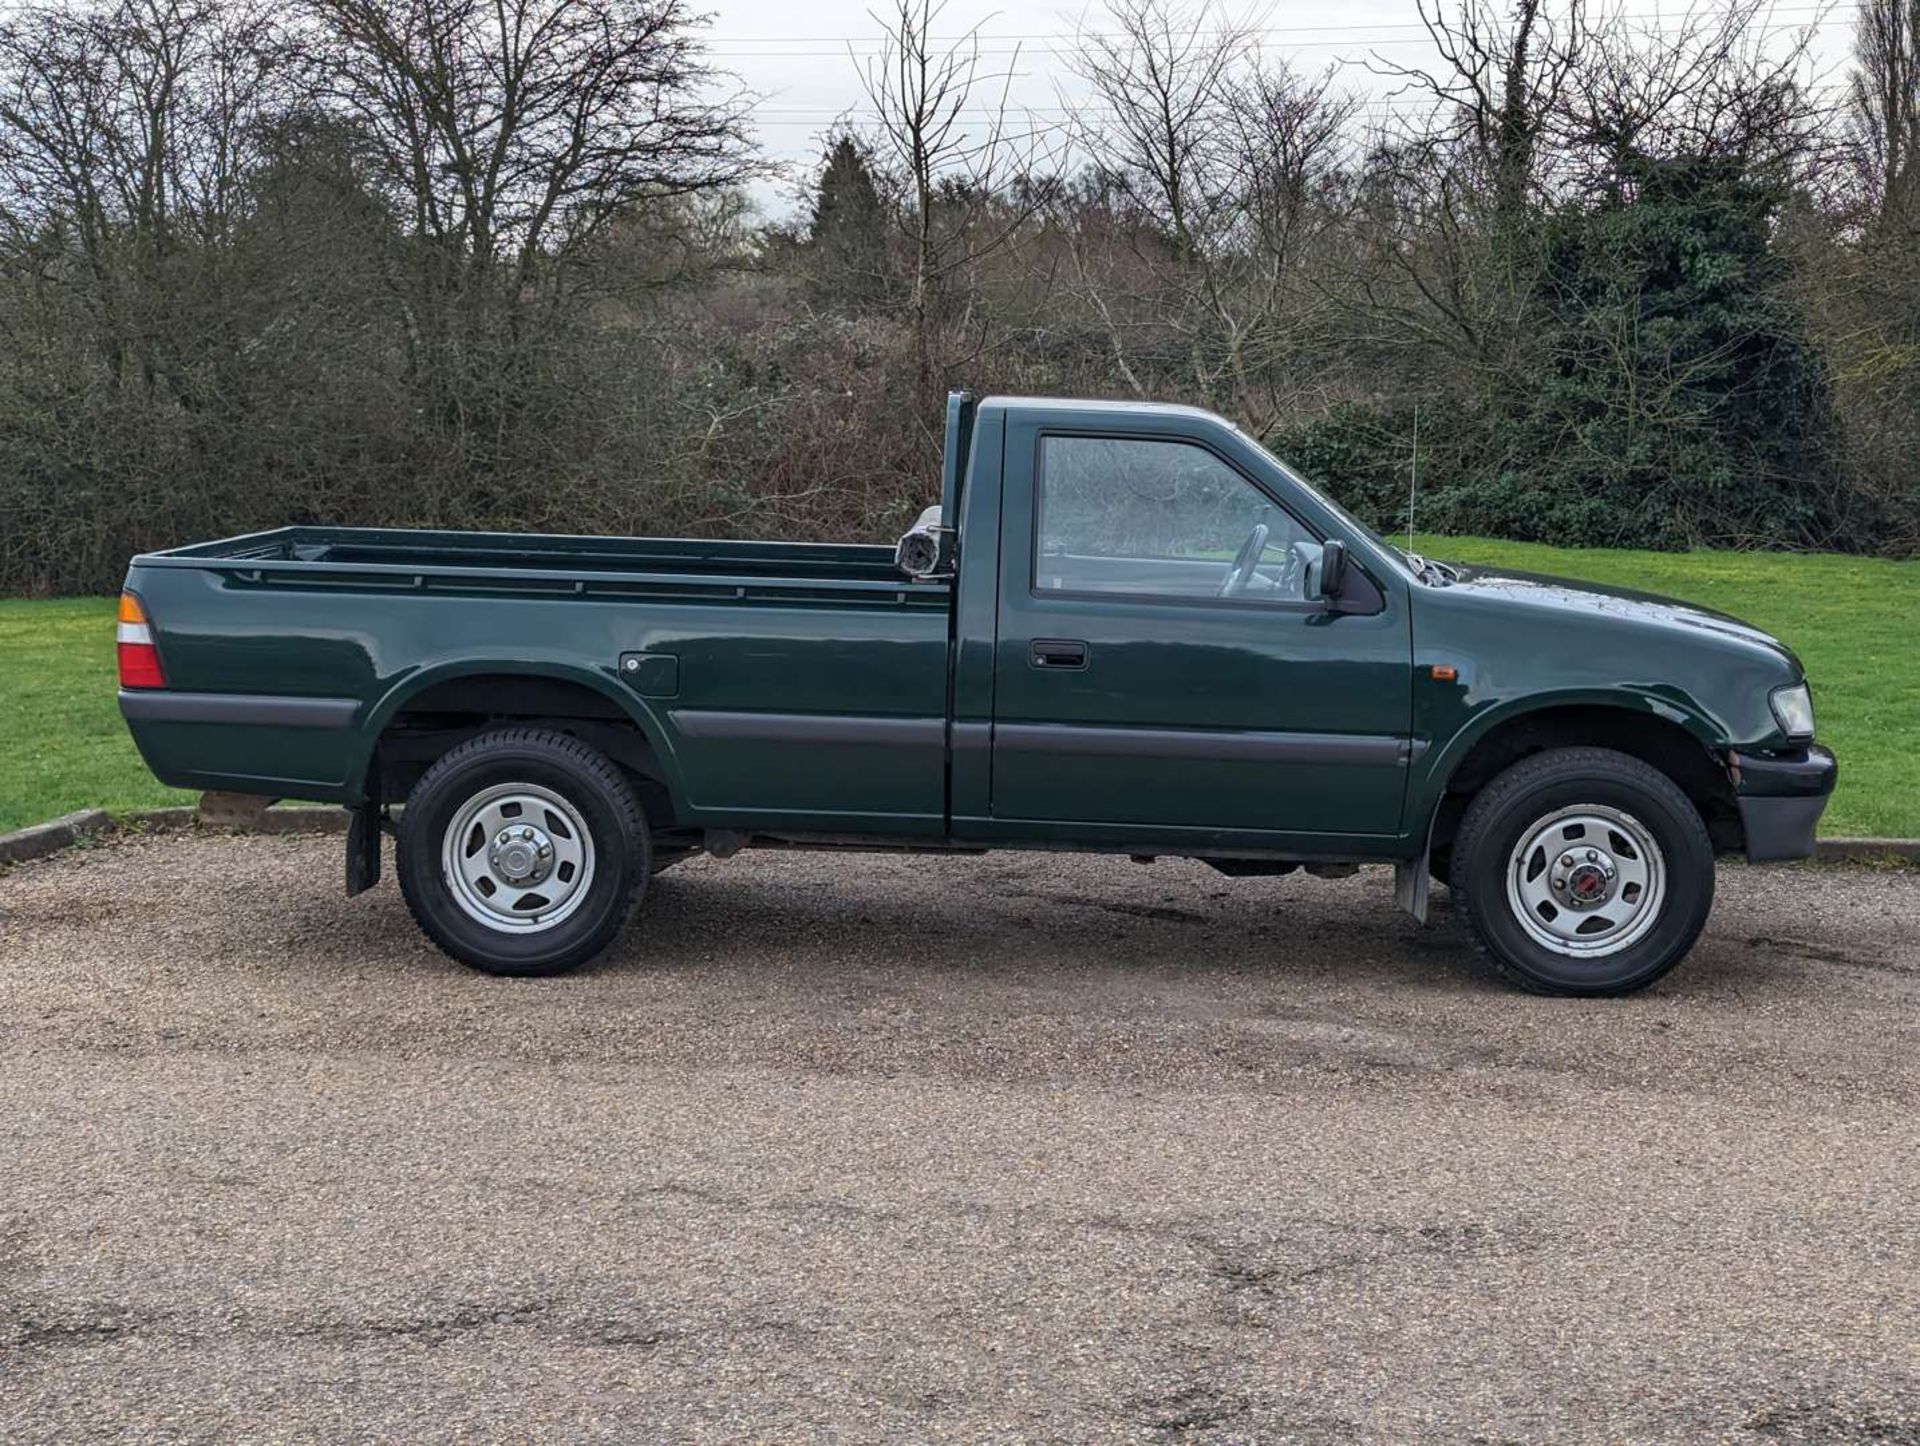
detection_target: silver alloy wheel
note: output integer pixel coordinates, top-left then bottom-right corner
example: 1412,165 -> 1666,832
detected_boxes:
1505,804 -> 1666,958
440,782 -> 596,934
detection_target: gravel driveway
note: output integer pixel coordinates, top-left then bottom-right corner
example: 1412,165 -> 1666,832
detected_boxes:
1,833 -> 1916,1443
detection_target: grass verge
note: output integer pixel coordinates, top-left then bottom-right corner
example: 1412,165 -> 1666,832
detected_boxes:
0,598 -> 193,833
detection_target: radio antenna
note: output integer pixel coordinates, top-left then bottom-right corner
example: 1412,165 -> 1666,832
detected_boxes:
1406,403 -> 1420,554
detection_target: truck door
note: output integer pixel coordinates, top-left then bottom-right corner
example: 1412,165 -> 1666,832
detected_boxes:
986,419 -> 1413,844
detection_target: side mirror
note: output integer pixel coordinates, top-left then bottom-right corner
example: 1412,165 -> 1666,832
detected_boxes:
1314,539 -> 1349,603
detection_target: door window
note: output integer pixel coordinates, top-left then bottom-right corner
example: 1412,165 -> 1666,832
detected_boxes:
1035,435 -> 1315,602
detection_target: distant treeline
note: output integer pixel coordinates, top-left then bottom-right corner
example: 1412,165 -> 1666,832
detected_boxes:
2,0 -> 1917,595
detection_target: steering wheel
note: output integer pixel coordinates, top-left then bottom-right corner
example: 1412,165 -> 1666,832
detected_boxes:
1217,523 -> 1270,598
1281,540 -> 1314,598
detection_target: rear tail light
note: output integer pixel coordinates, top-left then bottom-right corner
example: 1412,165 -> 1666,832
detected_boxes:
117,592 -> 166,689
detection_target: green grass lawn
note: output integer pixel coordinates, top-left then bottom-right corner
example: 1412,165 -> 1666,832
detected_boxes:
0,598 -> 195,833
2,540 -> 1915,836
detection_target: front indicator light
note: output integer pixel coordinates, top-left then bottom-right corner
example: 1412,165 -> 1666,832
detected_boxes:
1769,682 -> 1814,739
117,592 -> 166,689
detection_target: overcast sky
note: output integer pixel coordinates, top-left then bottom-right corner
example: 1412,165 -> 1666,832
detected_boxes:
696,0 -> 1855,216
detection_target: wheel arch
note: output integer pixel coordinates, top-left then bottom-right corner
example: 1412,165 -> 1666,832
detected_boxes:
1415,696 -> 1743,860
353,662 -> 687,820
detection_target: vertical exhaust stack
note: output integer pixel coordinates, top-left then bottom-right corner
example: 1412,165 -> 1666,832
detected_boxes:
894,387 -> 975,580
894,505 -> 946,578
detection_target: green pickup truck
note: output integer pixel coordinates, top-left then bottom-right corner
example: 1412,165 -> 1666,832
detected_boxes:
118,392 -> 1835,994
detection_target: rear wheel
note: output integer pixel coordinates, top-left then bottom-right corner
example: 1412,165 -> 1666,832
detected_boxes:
1450,747 -> 1714,996
397,727 -> 648,976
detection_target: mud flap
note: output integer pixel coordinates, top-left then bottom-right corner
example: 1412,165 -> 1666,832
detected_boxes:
1393,855 -> 1430,925
345,800 -> 382,896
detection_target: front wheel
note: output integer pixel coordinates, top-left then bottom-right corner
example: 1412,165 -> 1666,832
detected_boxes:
1450,747 -> 1715,996
397,727 -> 649,976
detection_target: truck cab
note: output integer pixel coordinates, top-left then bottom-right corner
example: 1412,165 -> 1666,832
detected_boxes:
942,396 -> 1412,851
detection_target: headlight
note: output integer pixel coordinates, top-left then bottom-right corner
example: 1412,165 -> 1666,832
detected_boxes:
1770,682 -> 1814,739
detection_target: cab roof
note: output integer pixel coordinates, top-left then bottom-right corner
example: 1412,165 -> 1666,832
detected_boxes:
980,395 -> 1227,423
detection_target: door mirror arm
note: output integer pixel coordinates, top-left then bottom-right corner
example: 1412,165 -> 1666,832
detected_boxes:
1303,538 -> 1383,615
1311,539 -> 1348,606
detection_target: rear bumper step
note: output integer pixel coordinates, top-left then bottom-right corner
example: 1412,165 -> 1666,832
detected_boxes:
119,690 -> 359,729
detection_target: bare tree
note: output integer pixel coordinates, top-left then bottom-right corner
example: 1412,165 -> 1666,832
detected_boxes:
1374,0 -> 1587,225
0,0 -> 289,396
1214,62 -> 1359,413
298,0 -> 757,361
1347,0 -> 1818,379
1068,0 -> 1250,260
1059,0 -> 1243,403
1850,0 -> 1920,227
858,0 -> 1053,416
1344,0 -> 1587,387
1060,0 -> 1354,423
1552,0 -> 1824,199
1798,0 -> 1920,557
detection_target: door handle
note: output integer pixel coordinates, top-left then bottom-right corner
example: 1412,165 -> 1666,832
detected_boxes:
1030,638 -> 1090,670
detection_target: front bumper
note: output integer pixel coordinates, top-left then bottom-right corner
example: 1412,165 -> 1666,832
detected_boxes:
1731,745 -> 1837,863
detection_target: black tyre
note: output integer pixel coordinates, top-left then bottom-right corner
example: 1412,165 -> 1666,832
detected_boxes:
1449,747 -> 1714,996
396,727 -> 649,976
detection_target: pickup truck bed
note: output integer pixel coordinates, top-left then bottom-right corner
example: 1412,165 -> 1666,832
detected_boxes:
118,392 -> 1835,996
124,523 -> 955,834
161,525 -> 928,587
